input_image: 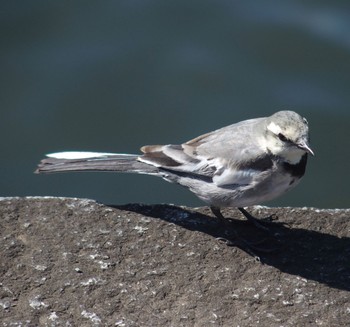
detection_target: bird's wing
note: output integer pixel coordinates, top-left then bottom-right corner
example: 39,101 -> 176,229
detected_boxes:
139,117 -> 272,187
185,117 -> 266,161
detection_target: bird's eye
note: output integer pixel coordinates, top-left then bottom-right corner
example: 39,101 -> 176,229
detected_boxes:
278,133 -> 288,142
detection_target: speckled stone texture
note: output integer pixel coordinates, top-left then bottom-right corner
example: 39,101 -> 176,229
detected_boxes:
1,197 -> 349,326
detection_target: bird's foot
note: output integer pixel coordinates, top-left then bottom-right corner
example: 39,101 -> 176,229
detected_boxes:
211,206 -> 277,232
211,206 -> 280,261
238,208 -> 279,232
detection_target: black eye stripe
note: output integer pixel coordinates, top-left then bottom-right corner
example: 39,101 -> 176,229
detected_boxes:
278,133 -> 288,142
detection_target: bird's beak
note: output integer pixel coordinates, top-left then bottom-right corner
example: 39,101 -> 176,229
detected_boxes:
297,141 -> 315,156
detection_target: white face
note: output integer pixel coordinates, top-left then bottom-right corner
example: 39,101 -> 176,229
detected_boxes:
265,121 -> 308,164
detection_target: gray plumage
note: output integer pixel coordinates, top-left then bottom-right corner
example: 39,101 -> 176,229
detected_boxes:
36,110 -> 313,209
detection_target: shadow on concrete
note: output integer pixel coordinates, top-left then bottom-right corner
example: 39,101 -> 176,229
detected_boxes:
112,203 -> 350,292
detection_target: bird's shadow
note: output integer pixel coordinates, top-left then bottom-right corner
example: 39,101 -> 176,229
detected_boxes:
109,203 -> 350,292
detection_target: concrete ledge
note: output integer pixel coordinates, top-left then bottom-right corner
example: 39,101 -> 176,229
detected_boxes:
1,197 -> 349,326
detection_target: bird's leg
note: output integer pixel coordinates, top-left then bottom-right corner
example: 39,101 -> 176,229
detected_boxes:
238,207 -> 277,231
210,206 -> 227,223
211,206 -> 268,244
210,206 -> 274,260
211,206 -> 240,240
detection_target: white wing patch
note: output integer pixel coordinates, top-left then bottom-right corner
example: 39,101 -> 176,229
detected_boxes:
213,167 -> 257,187
47,151 -> 119,159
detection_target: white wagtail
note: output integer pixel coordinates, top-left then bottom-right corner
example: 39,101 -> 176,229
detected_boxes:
36,110 -> 313,235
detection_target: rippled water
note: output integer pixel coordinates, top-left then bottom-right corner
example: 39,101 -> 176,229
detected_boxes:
2,1 -> 349,208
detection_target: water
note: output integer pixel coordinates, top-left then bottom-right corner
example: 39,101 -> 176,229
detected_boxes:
1,1 -> 349,208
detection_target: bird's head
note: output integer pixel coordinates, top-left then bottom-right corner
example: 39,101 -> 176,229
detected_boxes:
264,111 -> 314,164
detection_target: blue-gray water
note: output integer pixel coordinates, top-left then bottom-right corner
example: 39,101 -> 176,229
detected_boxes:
1,1 -> 349,208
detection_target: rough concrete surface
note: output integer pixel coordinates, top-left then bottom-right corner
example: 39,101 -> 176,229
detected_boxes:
0,197 -> 349,326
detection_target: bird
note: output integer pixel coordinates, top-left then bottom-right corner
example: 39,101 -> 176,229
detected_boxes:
35,110 -> 314,247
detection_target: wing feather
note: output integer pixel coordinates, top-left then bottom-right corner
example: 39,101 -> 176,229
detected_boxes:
138,116 -> 270,187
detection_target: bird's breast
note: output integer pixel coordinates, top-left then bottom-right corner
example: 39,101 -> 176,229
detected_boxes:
281,153 -> 308,178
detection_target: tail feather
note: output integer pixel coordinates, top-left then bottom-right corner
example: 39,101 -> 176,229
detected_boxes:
35,152 -> 159,175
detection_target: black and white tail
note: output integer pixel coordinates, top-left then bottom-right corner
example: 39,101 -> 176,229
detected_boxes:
35,151 -> 159,175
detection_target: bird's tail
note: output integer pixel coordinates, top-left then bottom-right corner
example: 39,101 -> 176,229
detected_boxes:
35,151 -> 159,175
